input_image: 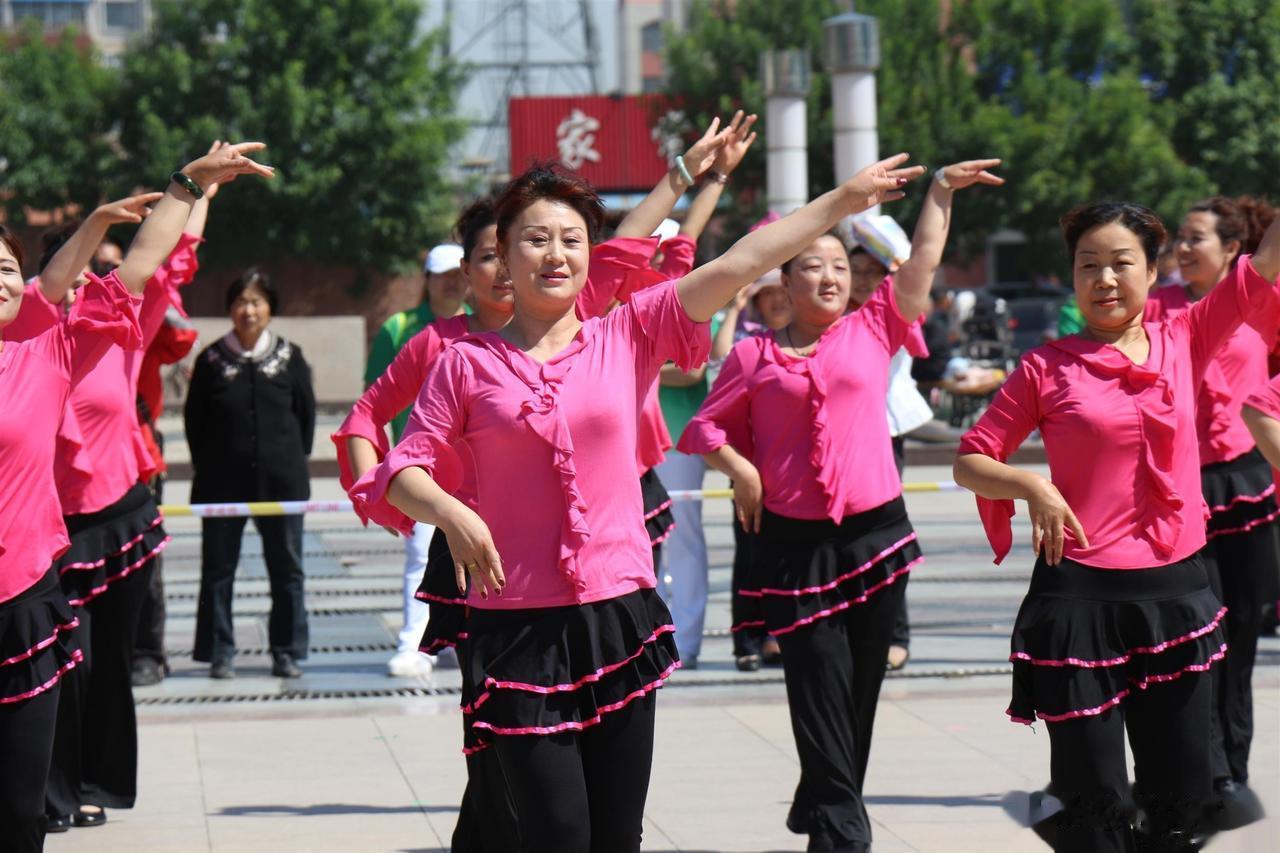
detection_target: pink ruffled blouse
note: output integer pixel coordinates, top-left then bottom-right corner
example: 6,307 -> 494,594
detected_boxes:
1145,282 -> 1274,465
1244,373 -> 1280,421
678,279 -> 913,522
350,282 -> 710,609
0,272 -> 143,603
960,255 -> 1279,568
5,236 -> 201,515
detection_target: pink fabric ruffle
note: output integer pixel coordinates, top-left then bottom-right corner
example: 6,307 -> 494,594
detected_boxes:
1009,606 -> 1227,668
150,234 -> 202,317
0,649 -> 83,706
332,411 -> 393,523
349,430 -> 465,535
0,619 -> 79,668
69,271 -> 144,352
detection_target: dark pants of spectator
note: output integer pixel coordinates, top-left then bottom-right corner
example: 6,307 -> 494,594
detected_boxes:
134,475 -> 167,668
1045,672 -> 1212,853
776,578 -> 905,851
0,684 -> 60,852
889,435 -> 910,650
49,562 -> 155,813
492,692 -> 656,853
1202,523 -> 1275,784
193,515 -> 308,663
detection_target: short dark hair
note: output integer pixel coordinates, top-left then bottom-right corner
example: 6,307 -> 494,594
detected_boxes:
1189,196 -> 1278,256
455,195 -> 498,260
38,220 -> 81,273
224,268 -> 278,313
0,223 -> 24,269
1060,202 -> 1167,265
495,164 -> 605,247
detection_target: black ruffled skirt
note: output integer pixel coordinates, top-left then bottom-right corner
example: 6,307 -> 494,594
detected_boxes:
1007,554 -> 1227,725
459,587 -> 679,754
738,497 -> 921,637
641,467 -> 675,548
1202,447 -> 1280,540
55,482 -> 169,608
415,527 -> 467,656
0,569 -> 82,706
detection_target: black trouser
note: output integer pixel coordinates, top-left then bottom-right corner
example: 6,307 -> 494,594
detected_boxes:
134,475 -> 167,667
889,435 -> 911,650
492,692 -> 656,853
776,576 -> 905,851
194,515 -> 308,663
1046,672 -> 1212,853
0,683 -> 60,852
48,561 -> 154,813
1201,523 -> 1275,784
730,511 -> 765,658
451,749 -> 521,852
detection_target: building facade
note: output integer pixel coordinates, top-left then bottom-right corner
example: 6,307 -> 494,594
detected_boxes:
0,0 -> 153,56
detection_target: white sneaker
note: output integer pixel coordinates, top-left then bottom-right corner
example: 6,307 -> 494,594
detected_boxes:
387,650 -> 433,678
433,646 -> 460,669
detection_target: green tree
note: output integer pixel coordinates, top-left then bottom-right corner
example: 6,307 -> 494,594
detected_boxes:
1130,0 -> 1280,201
112,0 -> 465,272
663,0 -> 1213,271
0,22 -> 120,227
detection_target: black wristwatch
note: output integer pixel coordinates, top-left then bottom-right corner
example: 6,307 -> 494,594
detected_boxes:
169,171 -> 204,199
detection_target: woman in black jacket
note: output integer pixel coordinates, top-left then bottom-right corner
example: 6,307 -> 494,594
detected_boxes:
185,269 -> 315,679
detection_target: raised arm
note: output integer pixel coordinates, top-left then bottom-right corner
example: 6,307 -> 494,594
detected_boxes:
39,193 -> 164,304
676,154 -> 925,323
678,115 -> 759,244
117,142 -> 273,294
613,114 -> 742,239
1251,212 -> 1280,283
893,159 -> 1003,323
180,140 -> 231,241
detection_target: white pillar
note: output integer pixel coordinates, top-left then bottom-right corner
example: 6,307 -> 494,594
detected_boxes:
760,49 -> 812,218
824,10 -> 881,213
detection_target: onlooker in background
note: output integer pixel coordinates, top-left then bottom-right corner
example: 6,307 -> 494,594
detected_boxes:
131,307 -> 199,687
186,270 -> 315,679
912,285 -> 956,385
364,243 -> 466,677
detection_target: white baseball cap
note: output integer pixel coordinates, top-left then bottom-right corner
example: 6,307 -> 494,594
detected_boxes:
651,218 -> 680,244
424,243 -> 465,274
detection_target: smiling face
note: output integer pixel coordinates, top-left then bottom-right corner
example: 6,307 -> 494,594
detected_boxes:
782,235 -> 851,328
501,199 -> 591,318
1175,210 -> 1239,291
1072,222 -> 1157,332
753,286 -> 792,330
0,239 -> 24,329
460,223 -> 513,317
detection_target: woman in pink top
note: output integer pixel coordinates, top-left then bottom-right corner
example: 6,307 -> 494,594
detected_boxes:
1144,196 -> 1279,814
352,140 -> 923,849
0,142 -> 271,852
955,202 -> 1280,853
680,160 -> 1001,852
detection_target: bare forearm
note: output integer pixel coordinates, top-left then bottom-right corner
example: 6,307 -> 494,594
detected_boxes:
118,183 -> 197,294
615,169 -> 687,238
1251,215 -> 1280,283
711,306 -> 740,359
1244,406 -> 1280,469
894,179 -> 953,322
678,187 -> 850,322
953,453 -> 1046,501
183,196 -> 211,241
39,214 -> 112,304
346,436 -> 381,482
680,179 -> 725,242
703,444 -> 753,480
660,363 -> 706,387
387,466 -> 468,529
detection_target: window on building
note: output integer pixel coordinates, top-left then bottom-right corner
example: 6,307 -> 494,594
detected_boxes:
11,1 -> 89,29
105,1 -> 143,30
641,21 -> 662,54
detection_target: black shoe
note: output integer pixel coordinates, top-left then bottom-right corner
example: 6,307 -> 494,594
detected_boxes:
73,807 -> 107,828
272,654 -> 302,678
209,659 -> 234,680
1206,778 -> 1266,831
735,654 -> 762,672
131,657 -> 164,687
46,815 -> 72,833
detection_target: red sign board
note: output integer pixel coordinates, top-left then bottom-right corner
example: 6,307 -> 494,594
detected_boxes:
509,95 -> 675,191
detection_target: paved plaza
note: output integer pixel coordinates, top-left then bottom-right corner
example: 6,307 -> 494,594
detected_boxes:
43,447 -> 1280,852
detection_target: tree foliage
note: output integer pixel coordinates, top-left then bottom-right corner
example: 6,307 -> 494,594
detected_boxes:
663,0 -> 1221,270
0,22 -> 119,226
110,0 -> 465,272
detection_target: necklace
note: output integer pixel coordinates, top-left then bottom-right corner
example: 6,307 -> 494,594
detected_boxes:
783,326 -> 815,356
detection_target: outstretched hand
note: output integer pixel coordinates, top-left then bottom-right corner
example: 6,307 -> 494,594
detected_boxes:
201,140 -> 230,200
713,112 -> 759,175
91,192 -> 165,226
841,153 -> 927,216
181,141 -> 274,193
938,158 -> 1004,191
682,114 -> 735,178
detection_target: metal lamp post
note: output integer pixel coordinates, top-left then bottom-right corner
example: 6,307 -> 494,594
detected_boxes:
760,49 -> 811,217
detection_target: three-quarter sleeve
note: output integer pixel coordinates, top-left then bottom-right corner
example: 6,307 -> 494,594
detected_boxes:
349,348 -> 470,533
1244,374 -> 1280,421
578,236 -> 664,319
957,361 -> 1044,564
333,327 -> 444,495
860,277 -> 914,356
677,343 -> 755,459
148,233 -> 203,320
625,280 -> 711,373
1182,254 -> 1280,376
657,235 -> 697,279
63,270 -> 145,384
